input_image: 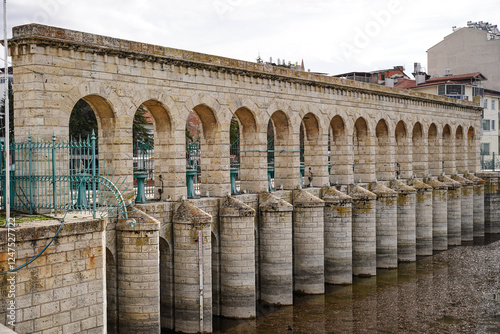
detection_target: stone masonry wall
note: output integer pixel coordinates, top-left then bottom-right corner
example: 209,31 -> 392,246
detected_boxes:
0,218 -> 105,334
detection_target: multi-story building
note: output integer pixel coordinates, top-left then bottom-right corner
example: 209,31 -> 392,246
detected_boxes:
428,21 -> 500,91
481,89 -> 500,167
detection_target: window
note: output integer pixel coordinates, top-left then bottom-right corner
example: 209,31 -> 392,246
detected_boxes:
484,99 -> 489,109
492,100 -> 496,110
482,119 -> 491,131
481,143 -> 490,155
493,120 -> 496,130
473,87 -> 484,97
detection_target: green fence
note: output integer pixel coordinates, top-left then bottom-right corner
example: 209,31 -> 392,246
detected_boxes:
186,138 -> 201,198
481,152 -> 498,171
133,138 -> 155,201
0,133 -> 131,219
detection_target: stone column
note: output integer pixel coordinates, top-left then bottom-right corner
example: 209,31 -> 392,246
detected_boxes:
292,190 -> 325,294
439,175 -> 462,246
258,193 -> 293,304
408,179 -> 433,256
322,187 -> 353,285
391,180 -> 417,262
173,202 -> 212,334
368,182 -> 397,269
451,175 -> 474,241
116,211 -> 160,334
465,173 -> 485,237
425,178 -> 448,251
219,196 -> 256,318
349,185 -> 377,276
478,172 -> 500,234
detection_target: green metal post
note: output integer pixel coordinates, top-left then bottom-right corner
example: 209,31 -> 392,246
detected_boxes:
28,134 -> 33,214
52,133 -> 57,210
91,131 -> 96,218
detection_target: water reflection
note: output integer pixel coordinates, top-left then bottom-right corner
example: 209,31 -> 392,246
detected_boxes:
214,236 -> 500,334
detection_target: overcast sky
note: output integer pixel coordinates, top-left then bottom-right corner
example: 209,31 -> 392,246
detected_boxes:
3,0 -> 499,77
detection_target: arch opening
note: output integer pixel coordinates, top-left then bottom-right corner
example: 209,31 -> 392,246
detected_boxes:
412,122 -> 427,177
375,119 -> 392,181
353,117 -> 374,183
428,123 -> 440,176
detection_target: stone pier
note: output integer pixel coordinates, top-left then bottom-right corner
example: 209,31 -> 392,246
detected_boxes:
391,180 -> 417,262
479,172 -> 500,234
292,190 -> 325,294
350,185 -> 377,277
439,175 -> 462,246
219,197 -> 256,318
173,202 -> 213,334
452,175 -> 474,241
465,173 -> 485,237
409,179 -> 433,256
322,187 -> 353,284
258,193 -> 293,305
425,178 -> 448,251
369,183 -> 398,269
116,212 -> 160,334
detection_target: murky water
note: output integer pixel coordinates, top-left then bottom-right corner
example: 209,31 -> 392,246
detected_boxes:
214,235 -> 500,334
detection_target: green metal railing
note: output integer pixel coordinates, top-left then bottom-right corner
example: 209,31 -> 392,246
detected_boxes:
267,138 -> 275,191
133,138 -> 154,202
230,138 -> 240,194
0,133 -> 131,219
481,151 -> 497,171
186,138 -> 201,198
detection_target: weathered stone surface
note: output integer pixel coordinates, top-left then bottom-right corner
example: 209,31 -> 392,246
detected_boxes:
465,173 -> 485,237
425,178 -> 449,251
439,175 -> 462,246
321,188 -> 353,284
369,183 -> 398,269
390,180 -> 417,262
349,185 -> 377,276
408,179 -> 433,256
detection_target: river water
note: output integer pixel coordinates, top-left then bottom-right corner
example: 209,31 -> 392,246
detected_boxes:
214,235 -> 500,334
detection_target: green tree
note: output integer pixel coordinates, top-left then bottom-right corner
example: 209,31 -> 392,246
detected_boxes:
133,105 -> 153,143
0,80 -> 14,142
230,116 -> 239,144
69,99 -> 97,140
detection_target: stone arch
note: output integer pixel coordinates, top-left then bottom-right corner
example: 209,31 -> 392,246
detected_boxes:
455,125 -> 467,173
184,97 -> 229,196
269,110 -> 297,189
375,119 -> 393,181
428,123 -> 441,176
133,99 -> 175,201
106,248 -> 118,334
442,124 -> 455,174
329,115 -> 351,184
467,126 -> 478,173
412,122 -> 427,177
301,112 -> 327,187
395,120 -> 411,179
160,237 -> 174,331
233,106 -> 265,192
354,117 -> 375,183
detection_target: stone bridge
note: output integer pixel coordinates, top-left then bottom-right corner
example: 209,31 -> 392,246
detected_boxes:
2,24 -> 499,334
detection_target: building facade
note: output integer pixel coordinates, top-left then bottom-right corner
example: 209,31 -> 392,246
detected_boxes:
428,21 -> 500,92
